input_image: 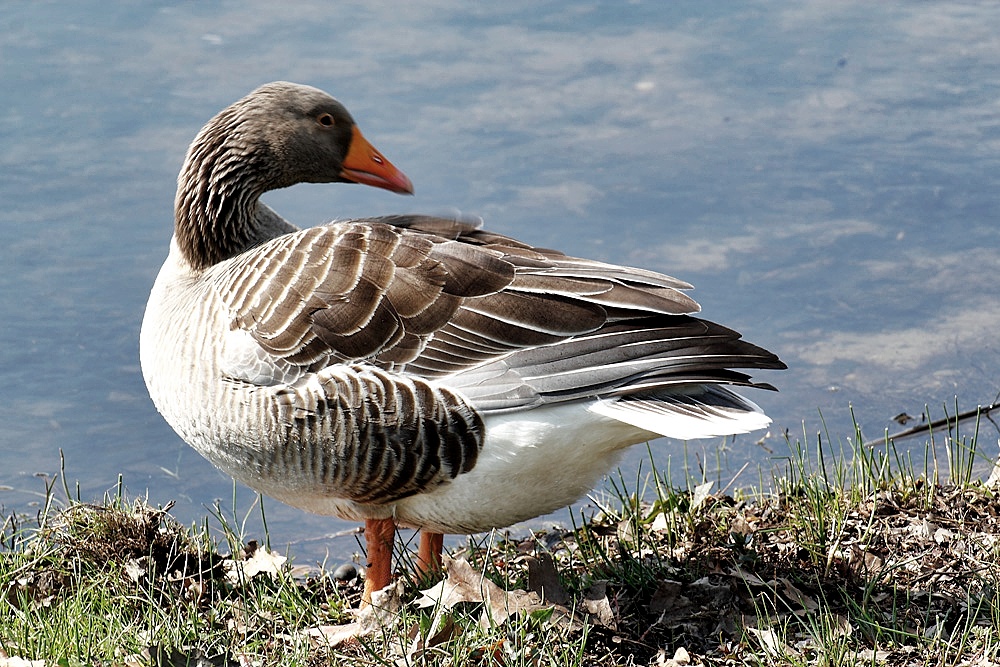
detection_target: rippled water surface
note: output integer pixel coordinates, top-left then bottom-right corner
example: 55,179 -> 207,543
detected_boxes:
2,2 -> 999,562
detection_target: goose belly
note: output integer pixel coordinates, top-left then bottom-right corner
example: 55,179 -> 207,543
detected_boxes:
392,403 -> 655,534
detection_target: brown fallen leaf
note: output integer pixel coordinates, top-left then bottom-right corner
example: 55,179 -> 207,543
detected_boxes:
303,579 -> 404,647
777,577 -> 818,611
649,579 -> 685,613
416,556 -> 544,627
526,552 -> 569,604
405,615 -> 462,660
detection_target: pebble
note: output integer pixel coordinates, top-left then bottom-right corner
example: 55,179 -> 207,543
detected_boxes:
333,563 -> 358,582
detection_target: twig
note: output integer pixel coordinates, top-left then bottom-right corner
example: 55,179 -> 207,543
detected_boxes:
863,400 -> 1000,448
719,461 -> 751,497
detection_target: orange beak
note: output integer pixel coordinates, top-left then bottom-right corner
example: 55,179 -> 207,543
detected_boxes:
340,126 -> 414,195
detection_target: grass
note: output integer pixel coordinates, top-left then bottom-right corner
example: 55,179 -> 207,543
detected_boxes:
2,409 -> 999,666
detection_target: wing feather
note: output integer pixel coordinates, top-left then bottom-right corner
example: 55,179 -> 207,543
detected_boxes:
208,215 -> 779,406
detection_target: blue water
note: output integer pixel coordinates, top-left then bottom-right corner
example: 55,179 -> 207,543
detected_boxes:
2,2 -> 999,563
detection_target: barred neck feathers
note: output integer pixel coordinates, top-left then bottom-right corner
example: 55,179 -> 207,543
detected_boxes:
173,104 -> 281,271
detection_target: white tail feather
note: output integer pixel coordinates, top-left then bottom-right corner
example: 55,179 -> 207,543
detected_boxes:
588,390 -> 771,440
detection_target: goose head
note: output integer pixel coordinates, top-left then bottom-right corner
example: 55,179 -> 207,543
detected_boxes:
174,81 -> 413,270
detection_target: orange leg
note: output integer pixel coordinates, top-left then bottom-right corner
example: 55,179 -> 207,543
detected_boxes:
362,517 -> 396,606
416,531 -> 444,579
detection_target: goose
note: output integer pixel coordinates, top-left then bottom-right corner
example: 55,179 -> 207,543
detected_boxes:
140,81 -> 786,605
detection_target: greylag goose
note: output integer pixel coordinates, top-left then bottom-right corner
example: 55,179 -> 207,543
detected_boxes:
140,81 -> 785,604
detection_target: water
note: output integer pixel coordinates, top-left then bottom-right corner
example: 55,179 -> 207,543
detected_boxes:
2,2 -> 998,564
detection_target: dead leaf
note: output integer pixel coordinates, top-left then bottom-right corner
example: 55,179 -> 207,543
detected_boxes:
746,626 -> 794,659
617,518 -> 638,543
122,654 -> 146,667
124,557 -> 148,583
416,556 -> 544,627
406,614 -> 461,658
858,648 -> 893,663
731,567 -> 769,588
304,579 -> 404,647
653,646 -> 694,666
223,547 -> 287,585
526,552 -> 568,604
829,613 -> 853,639
986,460 -> 1000,488
0,657 -> 46,667
691,481 -> 714,511
729,514 -> 753,536
691,482 -> 715,512
669,646 -> 692,665
909,518 -> 933,542
649,579 -> 684,613
778,577 -> 818,611
933,527 -> 955,544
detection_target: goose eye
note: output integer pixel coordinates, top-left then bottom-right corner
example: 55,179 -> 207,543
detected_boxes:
317,113 -> 336,127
